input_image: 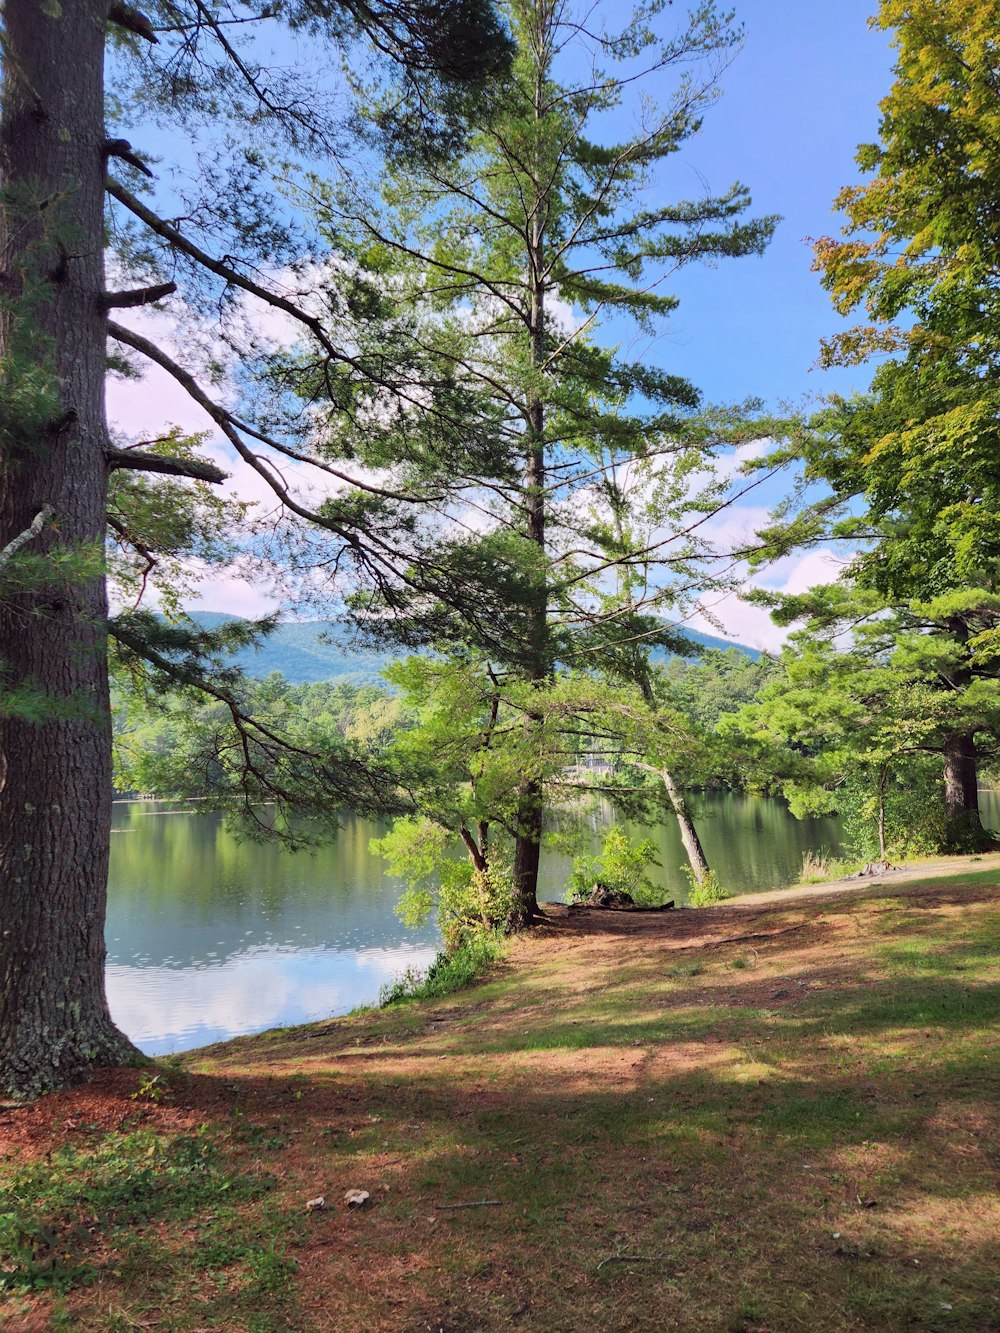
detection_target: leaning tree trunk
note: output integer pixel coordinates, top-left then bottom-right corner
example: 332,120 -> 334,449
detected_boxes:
942,731 -> 987,851
0,0 -> 140,1097
659,768 -> 710,885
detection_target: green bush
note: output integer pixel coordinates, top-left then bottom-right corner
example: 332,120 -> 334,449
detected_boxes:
686,869 -> 730,907
568,826 -> 662,904
380,932 -> 505,1005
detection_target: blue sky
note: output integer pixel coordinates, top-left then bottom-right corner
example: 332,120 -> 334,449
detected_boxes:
108,1 -> 897,649
660,0 -> 893,409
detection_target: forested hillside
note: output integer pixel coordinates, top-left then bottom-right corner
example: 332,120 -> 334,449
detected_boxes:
191,612 -> 760,685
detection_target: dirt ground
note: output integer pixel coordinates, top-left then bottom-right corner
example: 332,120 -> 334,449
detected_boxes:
2,868 -> 999,1332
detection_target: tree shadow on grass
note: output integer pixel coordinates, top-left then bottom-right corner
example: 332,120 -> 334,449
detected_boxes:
147,1038 -> 1000,1333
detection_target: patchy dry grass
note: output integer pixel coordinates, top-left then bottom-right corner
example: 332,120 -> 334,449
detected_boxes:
2,872 -> 999,1331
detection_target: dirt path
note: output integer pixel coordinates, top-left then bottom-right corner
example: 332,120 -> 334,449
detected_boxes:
725,851 -> 1000,906
537,851 -> 1000,930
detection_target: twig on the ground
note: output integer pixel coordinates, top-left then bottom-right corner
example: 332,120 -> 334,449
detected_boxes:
597,1254 -> 653,1270
675,923 -> 813,951
435,1199 -> 502,1210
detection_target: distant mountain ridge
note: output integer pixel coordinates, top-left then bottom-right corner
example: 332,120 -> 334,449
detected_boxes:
191,612 -> 760,685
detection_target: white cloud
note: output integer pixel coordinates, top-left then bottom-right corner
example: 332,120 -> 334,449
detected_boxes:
684,537 -> 847,652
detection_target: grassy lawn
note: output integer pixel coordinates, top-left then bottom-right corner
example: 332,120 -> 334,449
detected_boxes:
1,872 -> 998,1331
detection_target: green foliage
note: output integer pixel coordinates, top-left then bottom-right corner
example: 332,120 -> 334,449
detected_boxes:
568,826 -> 662,905
373,814 -> 515,949
806,2 -> 1000,590
107,432 -> 250,618
726,583 -> 1000,853
687,870 -> 730,907
840,769 -> 947,861
379,931 -> 505,1005
654,649 -> 778,731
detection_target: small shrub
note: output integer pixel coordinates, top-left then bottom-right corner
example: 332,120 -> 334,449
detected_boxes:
568,826 -> 663,904
687,869 -> 730,907
380,932 -> 505,1005
372,816 -> 515,949
800,848 -> 855,884
130,1071 -> 169,1103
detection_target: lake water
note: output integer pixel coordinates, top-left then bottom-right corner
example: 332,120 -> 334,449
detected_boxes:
106,793 -> 847,1056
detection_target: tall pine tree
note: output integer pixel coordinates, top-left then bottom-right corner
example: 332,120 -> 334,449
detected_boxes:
300,0 -> 776,922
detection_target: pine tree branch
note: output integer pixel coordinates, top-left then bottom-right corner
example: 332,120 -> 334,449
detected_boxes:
100,281 -> 177,309
106,179 -> 360,371
188,0 -> 325,142
106,323 -> 449,618
106,447 -> 228,484
108,3 -> 158,44
326,199 -> 527,324
106,320 -> 437,504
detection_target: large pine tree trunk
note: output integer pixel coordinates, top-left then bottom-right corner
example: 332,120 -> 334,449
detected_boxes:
942,731 -> 987,850
0,0 -> 139,1097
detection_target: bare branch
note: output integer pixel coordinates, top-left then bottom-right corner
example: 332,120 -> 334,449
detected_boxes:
106,447 -> 228,484
0,506 -> 53,568
102,138 -> 154,178
101,281 -> 177,309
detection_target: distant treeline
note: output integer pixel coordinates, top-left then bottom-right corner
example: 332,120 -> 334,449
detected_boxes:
113,648 -> 775,801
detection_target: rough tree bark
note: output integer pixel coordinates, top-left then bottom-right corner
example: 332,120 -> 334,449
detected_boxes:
0,0 -> 141,1096
942,730 -> 986,850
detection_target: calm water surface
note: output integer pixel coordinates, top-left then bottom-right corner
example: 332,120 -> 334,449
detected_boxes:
107,794 -> 844,1055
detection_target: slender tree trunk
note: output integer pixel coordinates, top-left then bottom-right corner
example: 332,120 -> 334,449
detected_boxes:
633,678 -> 713,891
659,768 -> 710,885
877,769 -> 887,862
0,0 -> 140,1097
509,403 -> 545,925
942,731 -> 986,849
510,21 -> 549,929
